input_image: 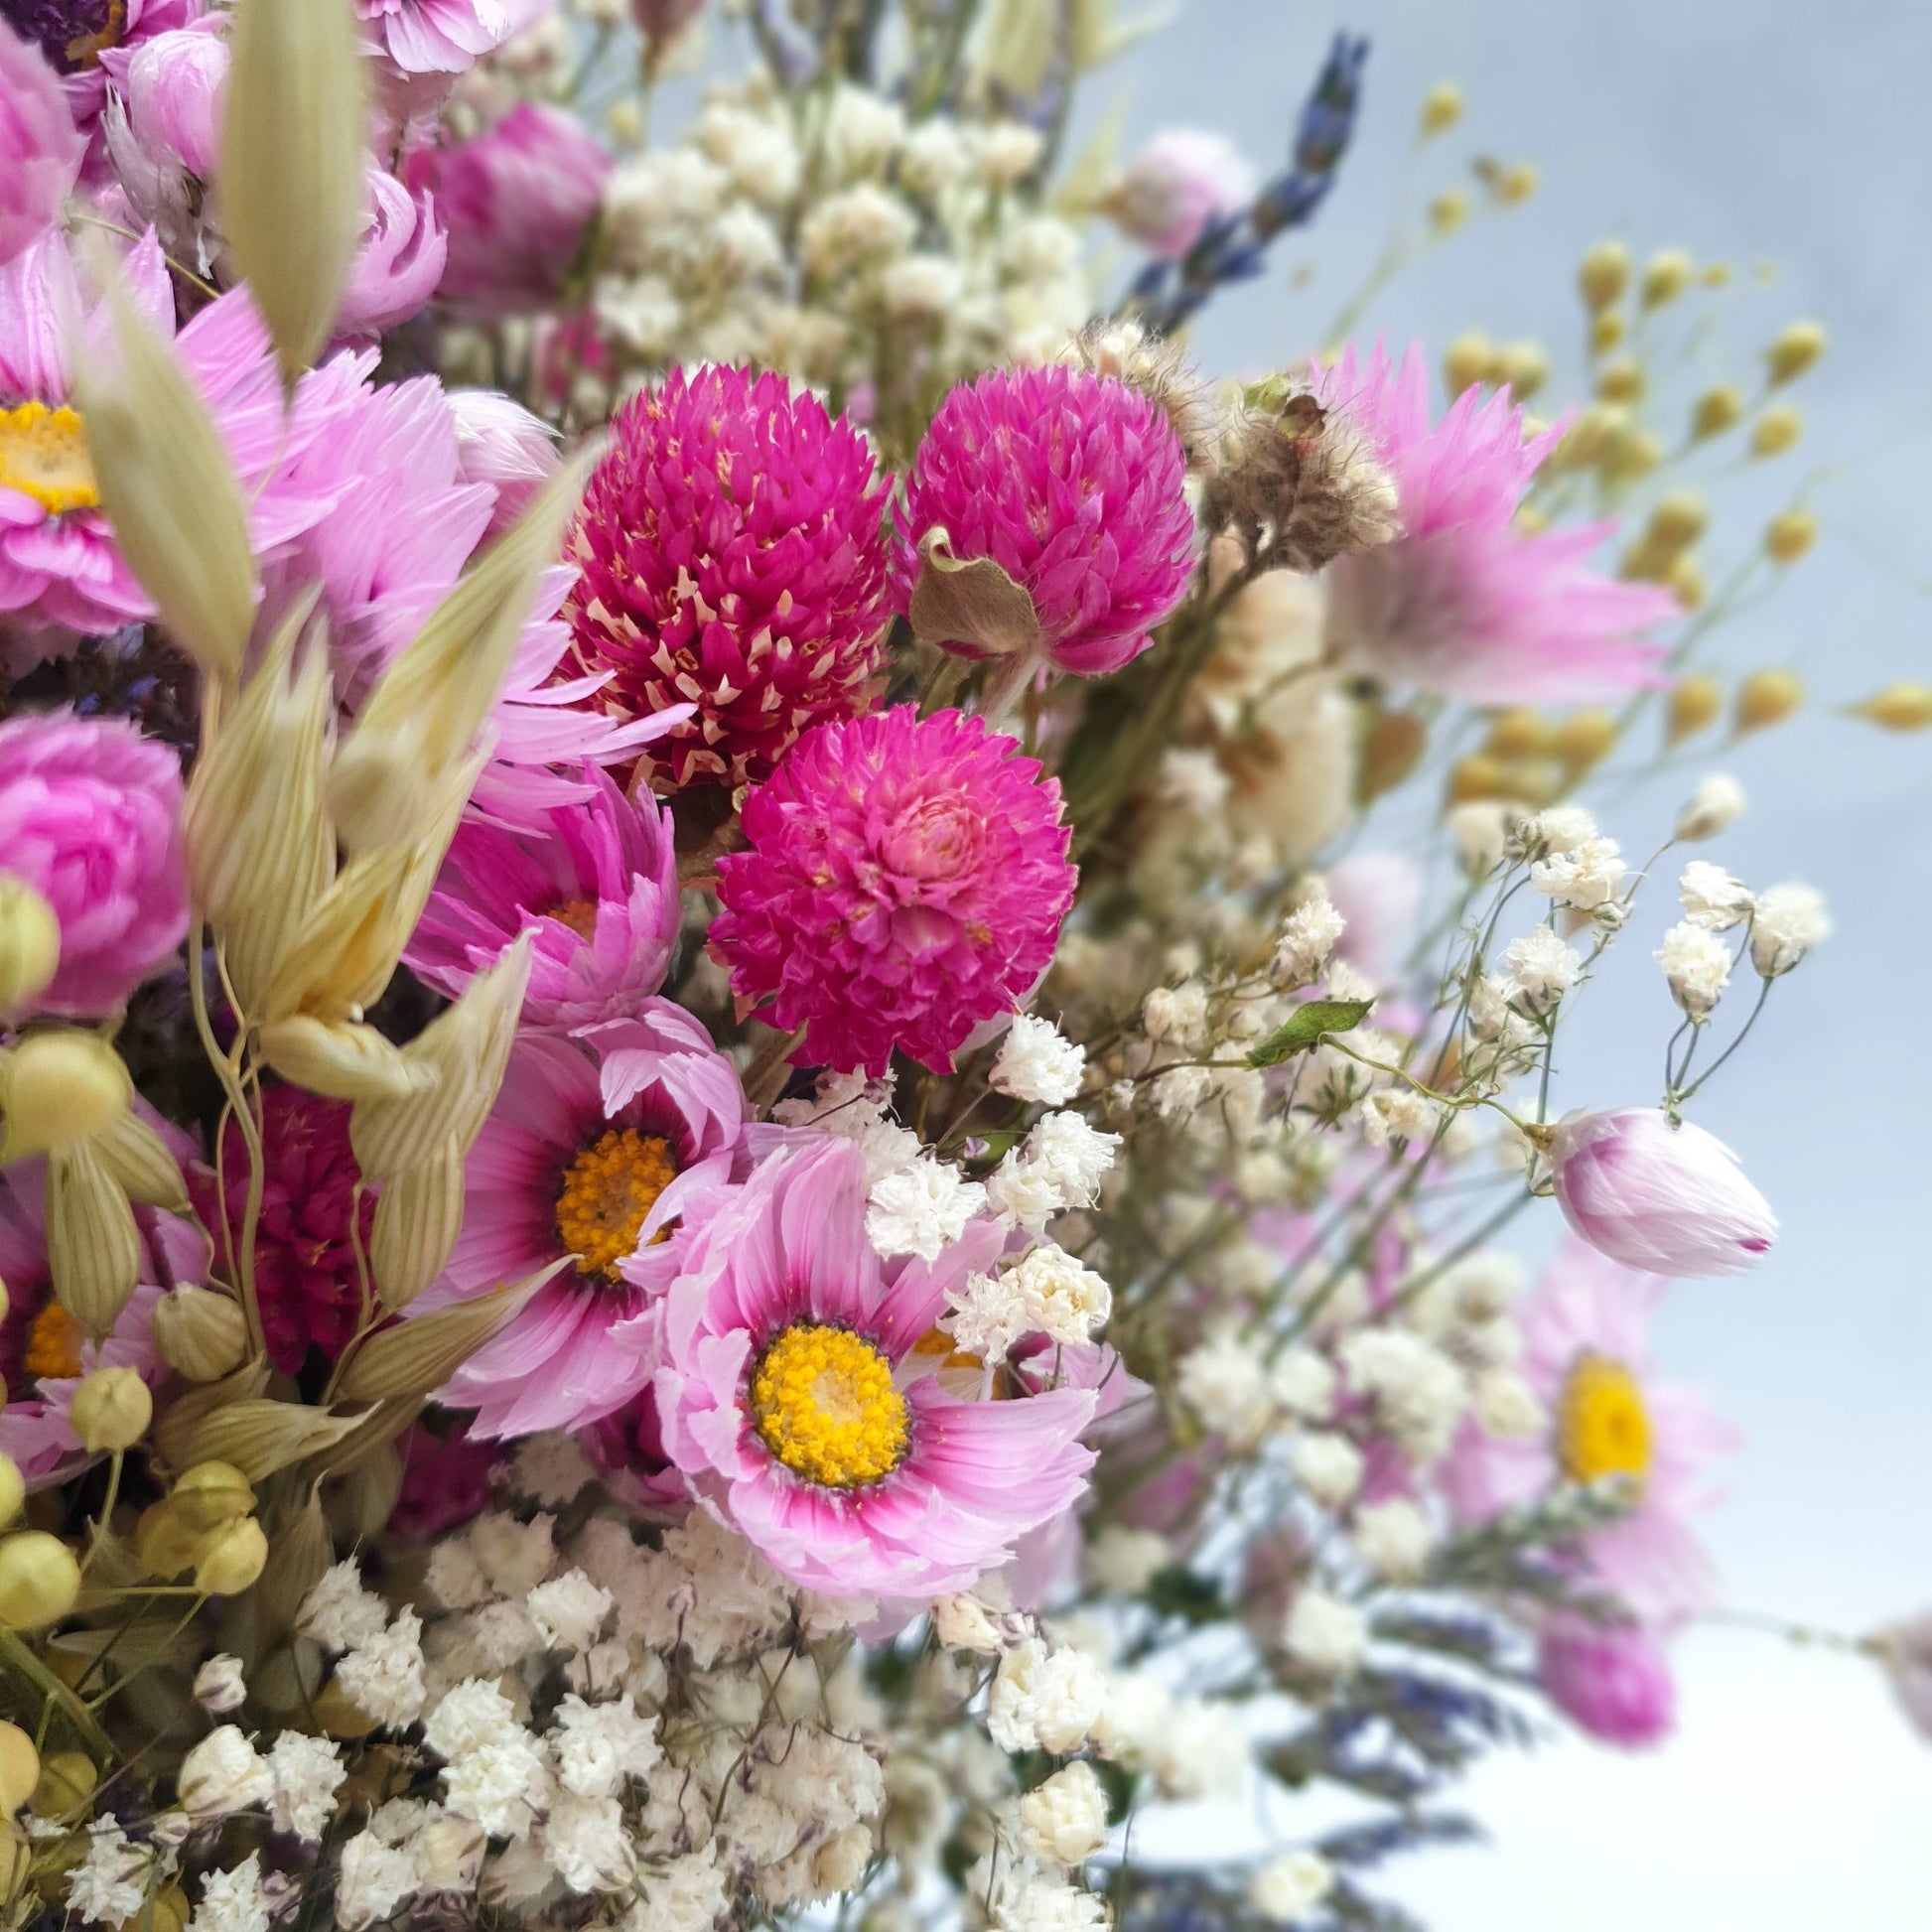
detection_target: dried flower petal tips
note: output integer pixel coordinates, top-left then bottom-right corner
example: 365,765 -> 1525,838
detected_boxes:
653,1135 -> 1099,1597
566,364 -> 894,792
710,706 -> 1077,1075
894,363 -> 1196,678
0,25 -> 84,269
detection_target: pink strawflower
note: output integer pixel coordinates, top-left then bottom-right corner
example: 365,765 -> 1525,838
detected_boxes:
1536,1615 -> 1678,1749
357,0 -> 530,74
0,229 -> 336,644
0,709 -> 186,1018
568,364 -> 894,792
338,165 -> 447,340
405,760 -> 679,1032
653,1135 -> 1098,1597
98,19 -> 223,179
710,705 -> 1077,1076
0,25 -> 84,267
1549,1107 -> 1777,1278
392,1418 -> 503,1537
187,1086 -> 374,1378
0,1156 -> 202,1488
406,102 -> 612,318
1309,344 -> 1675,702
1109,129 -> 1257,258
1440,1238 -> 1737,1623
422,1008 -> 746,1439
449,388 -> 558,541
893,364 -> 1194,678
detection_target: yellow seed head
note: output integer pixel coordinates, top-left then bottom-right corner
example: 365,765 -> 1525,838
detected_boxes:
0,1032 -> 130,1165
1553,709 -> 1619,772
0,879 -> 59,1019
1447,754 -> 1509,804
1691,384 -> 1745,441
1495,341 -> 1549,400
1578,240 -> 1630,312
1553,402 -> 1624,471
1766,321 -> 1826,386
1664,552 -> 1706,612
1640,247 -> 1694,308
1667,675 -> 1725,746
1764,509 -> 1816,563
69,1367 -> 152,1453
1428,189 -> 1468,235
1852,682 -> 1932,732
0,1724 -> 37,1815
0,1533 -> 80,1631
1734,668 -> 1804,735
1420,81 -> 1464,138
1750,404 -> 1802,458
1443,332 -> 1493,397
1483,708 -> 1550,760
1494,162 -> 1538,205
1645,491 -> 1709,556
1589,310 -> 1626,355
1594,355 -> 1644,405
193,1515 -> 269,1596
0,1457 -> 20,1533
1599,425 -> 1662,488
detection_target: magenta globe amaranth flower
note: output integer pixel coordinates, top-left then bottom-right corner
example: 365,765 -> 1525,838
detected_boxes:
405,760 -> 679,1033
710,705 -> 1077,1076
406,102 -> 612,318
895,364 -> 1194,678
653,1136 -> 1098,1598
1108,129 -> 1257,259
0,25 -> 83,269
0,710 -> 187,1019
1538,1616 -> 1678,1748
568,364 -> 894,791
1310,344 -> 1675,703
1549,1108 -> 1777,1278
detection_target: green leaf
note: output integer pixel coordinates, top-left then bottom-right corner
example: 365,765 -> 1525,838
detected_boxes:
1246,998 -> 1375,1068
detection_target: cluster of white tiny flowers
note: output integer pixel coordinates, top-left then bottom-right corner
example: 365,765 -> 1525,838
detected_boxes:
985,1111 -> 1121,1233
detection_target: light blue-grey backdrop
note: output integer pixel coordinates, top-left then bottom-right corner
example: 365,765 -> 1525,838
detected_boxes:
1096,2 -> 1932,1921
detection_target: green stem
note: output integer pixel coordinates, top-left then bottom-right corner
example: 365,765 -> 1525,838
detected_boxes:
0,1630 -> 116,1759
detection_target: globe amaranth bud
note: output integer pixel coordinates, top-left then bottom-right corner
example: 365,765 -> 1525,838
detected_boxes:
69,1367 -> 153,1453
0,1532 -> 81,1631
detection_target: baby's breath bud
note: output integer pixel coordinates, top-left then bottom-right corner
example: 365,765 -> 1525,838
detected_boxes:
1691,384 -> 1744,440
1763,508 -> 1816,564
0,879 -> 59,1018
194,1516 -> 269,1596
1750,404 -> 1802,458
69,1368 -> 152,1453
0,1723 -> 37,1814
1578,240 -> 1630,311
1852,682 -> 1932,732
1639,247 -> 1694,308
0,1532 -> 80,1631
0,1032 -> 130,1163
1443,332 -> 1492,396
1420,81 -> 1463,137
1676,774 -> 1745,841
153,1287 -> 250,1383
1666,674 -> 1723,746
1734,668 -> 1804,735
1765,321 -> 1826,386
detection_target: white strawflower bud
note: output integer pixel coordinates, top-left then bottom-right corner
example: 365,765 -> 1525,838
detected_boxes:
1676,772 -> 1745,841
1749,881 -> 1831,977
1018,1760 -> 1110,1865
991,1014 -> 1087,1107
178,1725 -> 273,1818
193,1655 -> 247,1715
1655,920 -> 1733,1018
1678,861 -> 1753,930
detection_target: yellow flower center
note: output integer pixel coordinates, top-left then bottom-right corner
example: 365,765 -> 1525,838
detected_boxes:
24,1302 -> 85,1382
751,1322 -> 911,1489
0,403 -> 101,516
553,1129 -> 678,1281
546,898 -> 600,939
1558,1352 -> 1652,1490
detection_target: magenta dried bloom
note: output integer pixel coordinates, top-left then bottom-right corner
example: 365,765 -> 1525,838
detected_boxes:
1538,1615 -> 1678,1749
710,705 -> 1076,1075
392,1419 -> 503,1538
1550,1107 -> 1777,1278
406,760 -> 679,1032
569,364 -> 894,791
0,25 -> 83,269
894,364 -> 1194,678
407,102 -> 612,318
0,709 -> 186,1018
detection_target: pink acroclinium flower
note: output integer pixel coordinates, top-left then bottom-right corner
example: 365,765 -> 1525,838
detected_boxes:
1309,343 -> 1675,704
894,363 -> 1195,678
357,0 -> 534,75
338,165 -> 448,340
652,1135 -> 1099,1598
0,25 -> 85,268
405,759 -> 679,1032
709,705 -> 1077,1076
421,1008 -> 746,1439
0,708 -> 187,1019
1537,1613 -> 1679,1749
1439,1237 -> 1739,1624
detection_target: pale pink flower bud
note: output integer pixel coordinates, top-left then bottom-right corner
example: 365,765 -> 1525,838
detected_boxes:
1109,129 -> 1257,259
338,165 -> 448,338
448,389 -> 560,540
1538,1616 -> 1676,1748
0,26 -> 84,268
105,24 -> 229,181
1548,1107 -> 1776,1278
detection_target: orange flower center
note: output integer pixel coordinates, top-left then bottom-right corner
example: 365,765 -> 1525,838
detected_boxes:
1558,1352 -> 1652,1491
0,403 -> 100,516
554,1129 -> 678,1281
751,1323 -> 910,1489
546,898 -> 600,940
24,1302 -> 86,1381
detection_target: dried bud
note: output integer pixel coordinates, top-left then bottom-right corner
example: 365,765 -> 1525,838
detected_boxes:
1676,773 -> 1745,841
1590,311 -> 1626,355
1734,668 -> 1804,736
0,879 -> 59,1019
0,1032 -> 130,1164
1578,240 -> 1630,311
367,1135 -> 465,1311
0,1456 -> 20,1531
193,1515 -> 269,1596
1059,321 -> 1225,468
1639,248 -> 1693,308
1644,492 -> 1708,557
256,1017 -> 424,1102
0,1723 -> 37,1814
1853,682 -> 1932,733
1666,674 -> 1723,747
1483,709 -> 1549,760
1428,190 -> 1466,234
1691,384 -> 1744,441
1750,405 -> 1802,459
1360,710 -> 1427,802
194,1656 -> 248,1715
1443,332 -> 1492,396
29,1749 -> 95,1817
1763,509 -> 1815,564
45,1141 -> 142,1336
1419,81 -> 1463,138
1765,321 -> 1826,386
0,1532 -> 80,1631
69,1368 -> 152,1453
1494,340 -> 1549,400
153,1288 -> 250,1383
1594,356 -> 1644,405
1552,709 -> 1618,774
177,1724 -> 272,1818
